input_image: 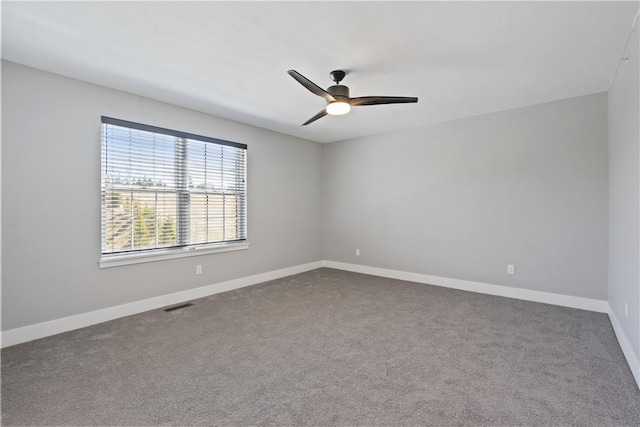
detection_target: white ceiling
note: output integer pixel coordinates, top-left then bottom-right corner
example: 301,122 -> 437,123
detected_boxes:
2,1 -> 638,143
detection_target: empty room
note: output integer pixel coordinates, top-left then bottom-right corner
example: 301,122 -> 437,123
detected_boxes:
2,1 -> 640,425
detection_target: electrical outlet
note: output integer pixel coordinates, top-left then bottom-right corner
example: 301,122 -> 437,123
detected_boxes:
625,302 -> 628,319
196,265 -> 202,275
355,248 -> 360,256
507,264 -> 515,275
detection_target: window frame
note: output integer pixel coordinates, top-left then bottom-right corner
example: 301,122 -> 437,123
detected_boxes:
99,116 -> 248,268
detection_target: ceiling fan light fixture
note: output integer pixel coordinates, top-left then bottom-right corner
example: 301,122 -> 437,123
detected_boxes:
326,101 -> 351,116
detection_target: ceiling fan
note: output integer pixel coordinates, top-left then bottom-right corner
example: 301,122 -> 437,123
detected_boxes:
287,70 -> 419,126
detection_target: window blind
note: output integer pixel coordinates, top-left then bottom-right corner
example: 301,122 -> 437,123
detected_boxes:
101,117 -> 247,256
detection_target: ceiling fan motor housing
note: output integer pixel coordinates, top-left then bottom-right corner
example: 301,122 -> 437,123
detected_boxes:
327,85 -> 350,103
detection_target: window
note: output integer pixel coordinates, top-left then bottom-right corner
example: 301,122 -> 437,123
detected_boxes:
100,117 -> 247,267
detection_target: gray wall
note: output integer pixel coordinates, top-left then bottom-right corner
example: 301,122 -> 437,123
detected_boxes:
324,93 -> 609,300
608,17 -> 640,360
1,61 -> 323,331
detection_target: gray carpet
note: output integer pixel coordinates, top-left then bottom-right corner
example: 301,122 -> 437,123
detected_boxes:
2,268 -> 639,426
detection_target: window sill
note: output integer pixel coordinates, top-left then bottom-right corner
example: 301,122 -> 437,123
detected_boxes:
99,242 -> 250,268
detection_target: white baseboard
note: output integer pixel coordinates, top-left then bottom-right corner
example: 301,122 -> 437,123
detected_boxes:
3,259 -> 636,389
0,260 -> 619,353
608,306 -> 640,388
322,260 -> 609,313
1,261 -> 323,348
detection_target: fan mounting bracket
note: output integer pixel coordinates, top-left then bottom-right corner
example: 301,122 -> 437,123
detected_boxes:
329,70 -> 346,84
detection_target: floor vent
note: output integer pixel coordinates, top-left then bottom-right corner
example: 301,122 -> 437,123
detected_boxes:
164,303 -> 193,312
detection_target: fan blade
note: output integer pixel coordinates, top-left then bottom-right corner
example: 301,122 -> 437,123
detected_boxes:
302,109 -> 328,126
288,70 -> 335,103
350,96 -> 418,106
